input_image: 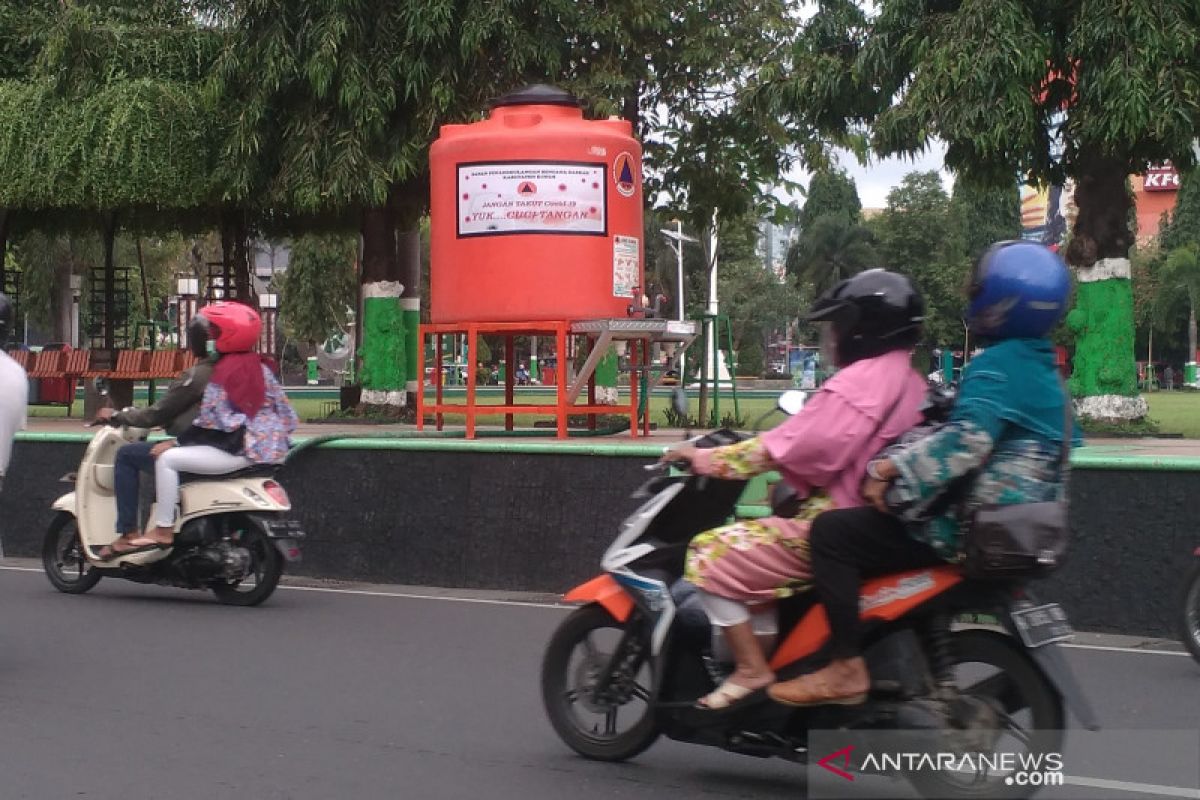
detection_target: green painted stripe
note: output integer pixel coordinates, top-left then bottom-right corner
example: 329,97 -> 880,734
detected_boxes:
16,431 -> 1200,470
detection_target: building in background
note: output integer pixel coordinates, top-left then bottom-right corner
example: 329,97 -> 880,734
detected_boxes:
758,218 -> 798,281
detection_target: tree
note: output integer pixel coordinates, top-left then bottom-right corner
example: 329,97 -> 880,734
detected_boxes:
798,169 -> 862,230
0,2 -> 224,348
768,0 -> 1200,422
874,172 -> 966,349
785,215 -> 877,297
949,179 -> 1023,263
216,1 -> 571,411
1160,245 -> 1200,368
279,234 -> 357,349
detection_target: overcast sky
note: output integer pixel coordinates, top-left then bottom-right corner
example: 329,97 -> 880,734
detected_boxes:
781,140 -> 956,210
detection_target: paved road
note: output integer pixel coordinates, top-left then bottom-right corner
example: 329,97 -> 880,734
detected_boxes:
1,564 -> 1197,800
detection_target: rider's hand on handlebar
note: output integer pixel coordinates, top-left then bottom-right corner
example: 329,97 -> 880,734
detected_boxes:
94,407 -> 115,424
659,444 -> 699,470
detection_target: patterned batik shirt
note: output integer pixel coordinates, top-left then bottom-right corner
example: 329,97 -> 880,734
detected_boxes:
194,364 -> 299,464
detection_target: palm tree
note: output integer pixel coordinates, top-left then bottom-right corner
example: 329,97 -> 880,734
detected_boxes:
1160,245 -> 1200,366
784,213 -> 877,297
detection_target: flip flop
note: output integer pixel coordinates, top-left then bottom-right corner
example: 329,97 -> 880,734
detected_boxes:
695,680 -> 769,710
97,539 -> 161,560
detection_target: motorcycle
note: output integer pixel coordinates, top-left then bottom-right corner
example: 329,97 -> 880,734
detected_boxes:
1180,547 -> 1200,664
541,390 -> 1098,798
41,381 -> 304,606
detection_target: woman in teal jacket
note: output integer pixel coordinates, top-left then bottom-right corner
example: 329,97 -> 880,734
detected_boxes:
768,241 -> 1077,707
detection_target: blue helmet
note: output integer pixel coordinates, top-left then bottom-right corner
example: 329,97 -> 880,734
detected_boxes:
967,241 -> 1070,339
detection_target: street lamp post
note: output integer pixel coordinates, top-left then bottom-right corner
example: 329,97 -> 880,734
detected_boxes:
660,221 -> 699,322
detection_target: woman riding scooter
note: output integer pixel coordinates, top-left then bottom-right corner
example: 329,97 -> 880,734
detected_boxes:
768,240 -> 1076,707
122,301 -> 298,552
662,269 -> 927,709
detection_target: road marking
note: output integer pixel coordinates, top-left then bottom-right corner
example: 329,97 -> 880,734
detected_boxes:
1060,643 -> 1190,658
0,564 -> 1193,656
1064,775 -> 1200,798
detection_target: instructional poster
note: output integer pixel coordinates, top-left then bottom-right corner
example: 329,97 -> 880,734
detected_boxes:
613,236 -> 640,298
457,161 -> 607,237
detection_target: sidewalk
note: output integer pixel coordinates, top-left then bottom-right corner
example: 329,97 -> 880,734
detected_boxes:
20,415 -> 1200,457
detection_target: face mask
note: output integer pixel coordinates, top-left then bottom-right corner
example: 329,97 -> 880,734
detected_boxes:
206,340 -> 217,356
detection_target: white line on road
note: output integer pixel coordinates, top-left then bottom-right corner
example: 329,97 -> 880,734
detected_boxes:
0,564 -> 1191,656
1065,775 -> 1200,798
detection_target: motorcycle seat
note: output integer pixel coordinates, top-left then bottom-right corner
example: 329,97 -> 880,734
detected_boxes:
178,465 -> 279,484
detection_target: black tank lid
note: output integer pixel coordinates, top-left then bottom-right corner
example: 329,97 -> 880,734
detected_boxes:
491,84 -> 581,109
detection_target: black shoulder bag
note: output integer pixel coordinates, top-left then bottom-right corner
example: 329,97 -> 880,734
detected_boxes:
961,381 -> 1072,579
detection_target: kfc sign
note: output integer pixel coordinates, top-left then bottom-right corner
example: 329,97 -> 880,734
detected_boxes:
1144,165 -> 1181,192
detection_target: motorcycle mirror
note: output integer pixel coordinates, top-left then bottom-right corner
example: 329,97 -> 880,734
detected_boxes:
777,390 -> 806,416
93,377 -> 110,397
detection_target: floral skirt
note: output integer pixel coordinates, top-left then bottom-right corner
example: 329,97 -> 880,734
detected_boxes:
685,515 -> 817,602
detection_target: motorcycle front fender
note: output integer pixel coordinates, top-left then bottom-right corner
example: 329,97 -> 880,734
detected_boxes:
1026,641 -> 1100,730
564,574 -> 634,623
52,492 -> 75,514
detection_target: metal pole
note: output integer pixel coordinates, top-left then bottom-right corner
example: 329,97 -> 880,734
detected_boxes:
676,219 -> 685,321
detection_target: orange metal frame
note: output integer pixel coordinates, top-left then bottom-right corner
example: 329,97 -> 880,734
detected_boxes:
416,320 -> 652,439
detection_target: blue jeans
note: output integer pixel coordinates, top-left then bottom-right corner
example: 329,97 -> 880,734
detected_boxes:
114,441 -> 156,535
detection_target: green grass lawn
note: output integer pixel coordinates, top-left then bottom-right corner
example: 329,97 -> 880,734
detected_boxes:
34,389 -> 1200,436
1142,391 -> 1200,437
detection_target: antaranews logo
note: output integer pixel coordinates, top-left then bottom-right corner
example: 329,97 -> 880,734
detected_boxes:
811,736 -> 1066,796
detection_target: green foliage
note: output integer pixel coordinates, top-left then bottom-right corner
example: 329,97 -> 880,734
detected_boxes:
875,172 -> 967,348
799,170 -> 862,229
949,179 -> 1022,262
736,337 -> 765,377
279,234 -> 357,346
786,214 -> 877,298
1162,168 -> 1200,253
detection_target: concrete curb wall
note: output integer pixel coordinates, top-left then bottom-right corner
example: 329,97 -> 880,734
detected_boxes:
3,434 -> 1196,639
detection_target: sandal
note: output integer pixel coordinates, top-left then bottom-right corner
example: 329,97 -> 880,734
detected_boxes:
767,671 -> 868,708
97,537 -> 161,560
695,679 -> 768,710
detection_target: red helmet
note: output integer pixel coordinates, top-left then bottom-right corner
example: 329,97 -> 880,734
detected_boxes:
198,301 -> 261,353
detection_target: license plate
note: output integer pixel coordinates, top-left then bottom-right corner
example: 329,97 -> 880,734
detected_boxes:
263,518 -> 305,538
1010,603 -> 1074,648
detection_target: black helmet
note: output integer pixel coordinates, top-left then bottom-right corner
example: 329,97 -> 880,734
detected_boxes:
0,292 -> 11,344
806,269 -> 924,366
186,314 -> 212,359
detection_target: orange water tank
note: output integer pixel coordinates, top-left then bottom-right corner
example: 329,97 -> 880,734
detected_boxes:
430,85 -> 644,323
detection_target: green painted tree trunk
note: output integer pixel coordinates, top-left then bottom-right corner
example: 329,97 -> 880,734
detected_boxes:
359,204 -> 405,410
1063,156 -> 1147,422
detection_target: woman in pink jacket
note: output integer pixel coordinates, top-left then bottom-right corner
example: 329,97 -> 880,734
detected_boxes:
665,269 -> 927,709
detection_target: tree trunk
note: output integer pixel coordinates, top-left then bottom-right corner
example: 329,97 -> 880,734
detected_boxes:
358,197 -> 404,412
392,175 -> 427,401
219,208 -> 253,303
1063,154 -> 1146,422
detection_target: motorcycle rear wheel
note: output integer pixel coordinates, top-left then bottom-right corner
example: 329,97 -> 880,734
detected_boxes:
42,513 -> 103,595
210,519 -> 283,607
1178,561 -> 1200,665
903,630 -> 1065,800
541,604 -> 660,761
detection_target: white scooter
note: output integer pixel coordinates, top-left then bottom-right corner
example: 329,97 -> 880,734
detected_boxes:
42,381 -> 305,606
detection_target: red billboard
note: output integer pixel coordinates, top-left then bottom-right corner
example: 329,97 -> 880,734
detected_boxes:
1143,164 -> 1181,192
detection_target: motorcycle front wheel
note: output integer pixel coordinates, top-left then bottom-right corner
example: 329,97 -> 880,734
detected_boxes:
541,604 -> 660,761
42,513 -> 103,594
1179,561 -> 1200,664
210,518 -> 283,607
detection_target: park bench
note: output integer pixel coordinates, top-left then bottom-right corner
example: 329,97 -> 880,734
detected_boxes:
10,348 -> 191,415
